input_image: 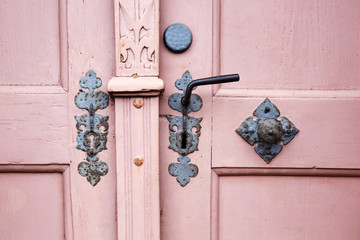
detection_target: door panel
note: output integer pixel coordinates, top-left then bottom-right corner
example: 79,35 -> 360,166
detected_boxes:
159,0 -> 360,239
0,0 -> 61,85
220,0 -> 360,90
218,175 -> 360,240
0,93 -> 68,164
0,0 -> 117,239
0,0 -> 69,164
0,173 -> 64,240
213,97 -> 360,168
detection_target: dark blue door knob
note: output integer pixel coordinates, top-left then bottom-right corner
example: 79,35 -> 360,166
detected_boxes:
163,23 -> 192,53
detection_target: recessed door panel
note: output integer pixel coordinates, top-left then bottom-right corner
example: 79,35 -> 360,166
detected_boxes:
218,175 -> 360,240
0,0 -> 61,86
220,0 -> 360,90
0,173 -> 64,240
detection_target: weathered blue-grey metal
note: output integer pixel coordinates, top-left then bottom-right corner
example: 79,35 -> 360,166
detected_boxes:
75,113 -> 109,156
78,156 -> 109,187
167,71 -> 239,186
236,98 -> 299,163
169,156 -> 198,187
280,116 -> 300,144
167,115 -> 202,155
167,71 -> 203,156
163,23 -> 192,53
75,70 -> 109,186
168,71 -> 202,114
167,71 -> 201,186
168,92 -> 202,114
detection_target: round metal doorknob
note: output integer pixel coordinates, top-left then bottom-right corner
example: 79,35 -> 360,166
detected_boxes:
163,23 -> 192,53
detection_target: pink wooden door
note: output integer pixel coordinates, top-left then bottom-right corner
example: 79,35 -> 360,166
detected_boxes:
0,0 -> 117,239
159,1 -> 360,240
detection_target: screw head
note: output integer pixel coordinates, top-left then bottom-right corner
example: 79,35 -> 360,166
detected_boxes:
134,156 -> 144,166
133,98 -> 143,108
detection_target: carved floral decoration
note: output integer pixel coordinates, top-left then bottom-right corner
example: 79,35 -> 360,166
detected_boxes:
117,0 -> 158,76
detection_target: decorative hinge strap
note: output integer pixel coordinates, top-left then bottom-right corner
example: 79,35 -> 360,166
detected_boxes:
167,71 -> 201,186
75,70 -> 110,186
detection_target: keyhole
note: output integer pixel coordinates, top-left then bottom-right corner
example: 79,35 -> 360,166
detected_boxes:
264,106 -> 270,113
89,134 -> 95,148
181,132 -> 187,149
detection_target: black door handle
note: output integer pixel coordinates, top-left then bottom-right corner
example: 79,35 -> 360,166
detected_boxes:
182,74 -> 239,106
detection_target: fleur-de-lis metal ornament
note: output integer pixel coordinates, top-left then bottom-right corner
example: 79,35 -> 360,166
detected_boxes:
78,156 -> 109,186
167,71 -> 202,186
75,70 -> 110,186
168,156 -> 198,187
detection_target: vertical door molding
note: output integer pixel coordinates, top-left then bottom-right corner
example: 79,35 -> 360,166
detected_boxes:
108,0 -> 163,239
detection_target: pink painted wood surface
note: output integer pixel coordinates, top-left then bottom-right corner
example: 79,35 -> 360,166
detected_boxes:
218,174 -> 360,240
220,0 -> 360,90
114,97 -> 160,240
111,0 -> 162,238
0,165 -> 74,239
213,96 -> 360,168
159,0 -> 213,239
0,93 -> 68,164
0,173 -> 64,240
67,0 -> 117,238
0,0 -> 64,86
0,0 -> 117,239
108,76 -> 164,96
158,0 -> 360,239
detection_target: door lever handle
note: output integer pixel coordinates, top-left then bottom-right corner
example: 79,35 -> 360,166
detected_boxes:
182,74 -> 239,106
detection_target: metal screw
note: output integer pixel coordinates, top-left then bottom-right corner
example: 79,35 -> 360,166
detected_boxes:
134,156 -> 144,166
133,98 -> 143,108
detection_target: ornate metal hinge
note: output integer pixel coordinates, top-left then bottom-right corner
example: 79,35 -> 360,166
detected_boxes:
167,71 -> 239,186
236,98 -> 299,163
167,71 -> 201,186
75,70 -> 110,186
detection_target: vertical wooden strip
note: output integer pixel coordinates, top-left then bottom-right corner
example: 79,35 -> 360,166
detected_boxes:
144,97 -> 151,240
59,0 -> 68,90
116,98 -> 134,240
131,96 -> 145,240
148,97 -> 160,240
212,0 -> 221,95
211,170 -> 220,240
211,2 -> 220,238
125,98 -> 134,240
63,167 -> 74,240
114,97 -> 160,240
112,0 -> 162,239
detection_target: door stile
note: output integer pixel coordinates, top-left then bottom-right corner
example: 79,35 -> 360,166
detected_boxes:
108,0 -> 163,239
211,170 -> 220,240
